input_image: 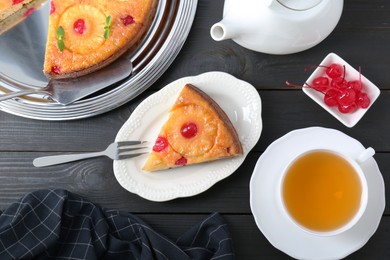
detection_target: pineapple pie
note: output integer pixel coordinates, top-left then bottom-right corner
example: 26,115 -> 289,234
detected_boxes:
43,0 -> 158,79
143,84 -> 243,172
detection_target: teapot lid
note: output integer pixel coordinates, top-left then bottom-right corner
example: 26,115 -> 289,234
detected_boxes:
277,0 -> 322,10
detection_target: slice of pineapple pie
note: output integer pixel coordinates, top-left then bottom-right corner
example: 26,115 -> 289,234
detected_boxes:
143,84 -> 243,172
43,0 -> 158,79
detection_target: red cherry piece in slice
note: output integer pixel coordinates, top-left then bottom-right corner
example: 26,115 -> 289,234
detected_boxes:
356,92 -> 371,108
348,80 -> 363,92
74,19 -> 86,34
175,157 -> 187,166
50,1 -> 56,14
24,7 -> 35,17
326,63 -> 343,79
324,89 -> 340,107
51,65 -> 61,75
181,122 -> 198,139
337,88 -> 356,107
312,76 -> 329,92
153,136 -> 168,152
121,15 -> 135,26
12,0 -> 24,5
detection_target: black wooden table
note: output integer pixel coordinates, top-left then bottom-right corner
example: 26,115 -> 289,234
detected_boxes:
0,0 -> 389,259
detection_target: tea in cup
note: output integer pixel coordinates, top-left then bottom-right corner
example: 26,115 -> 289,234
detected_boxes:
279,148 -> 374,236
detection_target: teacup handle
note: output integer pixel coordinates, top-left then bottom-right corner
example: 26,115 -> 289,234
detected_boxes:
356,147 -> 375,164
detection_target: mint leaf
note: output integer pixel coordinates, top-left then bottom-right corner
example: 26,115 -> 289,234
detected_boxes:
57,40 -> 64,52
106,15 -> 112,26
56,26 -> 64,40
104,30 -> 110,39
104,15 -> 112,39
56,26 -> 65,51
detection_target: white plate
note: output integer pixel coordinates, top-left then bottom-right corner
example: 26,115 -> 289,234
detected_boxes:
250,127 -> 385,260
303,53 -> 380,128
114,71 -> 262,201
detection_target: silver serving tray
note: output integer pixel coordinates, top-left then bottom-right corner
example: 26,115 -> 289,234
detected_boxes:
0,0 -> 198,120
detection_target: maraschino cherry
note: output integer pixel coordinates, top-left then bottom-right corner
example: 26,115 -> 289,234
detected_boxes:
287,63 -> 371,114
305,64 -> 344,79
12,0 -> 24,5
153,136 -> 168,152
50,1 -> 56,14
331,77 -> 348,90
74,19 -> 86,34
312,76 -> 329,92
356,92 -> 370,108
181,122 -> 198,139
175,157 -> 187,166
51,65 -> 61,75
121,15 -> 135,26
324,89 -> 340,107
325,63 -> 344,78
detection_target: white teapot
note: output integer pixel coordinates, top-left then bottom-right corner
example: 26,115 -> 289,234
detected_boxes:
210,0 -> 343,54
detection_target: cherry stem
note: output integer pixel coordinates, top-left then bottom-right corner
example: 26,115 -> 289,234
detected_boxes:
303,65 -> 329,72
304,64 -> 338,72
304,65 -> 318,72
285,81 -> 326,94
285,81 -> 305,88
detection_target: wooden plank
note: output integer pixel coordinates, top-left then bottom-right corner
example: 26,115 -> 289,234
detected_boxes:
0,152 -> 257,212
0,0 -> 388,258
0,92 -> 147,152
1,90 -> 390,151
137,214 -> 390,259
0,152 -> 388,216
149,0 -> 390,90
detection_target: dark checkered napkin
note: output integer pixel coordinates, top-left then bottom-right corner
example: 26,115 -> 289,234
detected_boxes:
0,189 -> 235,260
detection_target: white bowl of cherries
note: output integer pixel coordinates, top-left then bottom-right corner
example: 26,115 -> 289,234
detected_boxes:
287,53 -> 380,127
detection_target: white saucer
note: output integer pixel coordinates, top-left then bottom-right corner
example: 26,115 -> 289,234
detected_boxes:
114,71 -> 262,201
250,127 -> 385,260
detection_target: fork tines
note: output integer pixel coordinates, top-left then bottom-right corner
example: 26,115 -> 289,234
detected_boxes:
117,141 -> 147,146
116,141 -> 150,160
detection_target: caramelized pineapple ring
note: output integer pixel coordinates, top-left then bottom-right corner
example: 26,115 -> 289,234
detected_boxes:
165,105 -> 218,157
58,4 -> 106,54
0,1 -> 9,12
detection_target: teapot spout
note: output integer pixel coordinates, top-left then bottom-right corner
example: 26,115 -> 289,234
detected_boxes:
210,20 -> 240,41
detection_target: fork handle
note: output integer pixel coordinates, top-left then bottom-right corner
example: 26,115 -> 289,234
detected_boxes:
33,151 -> 104,167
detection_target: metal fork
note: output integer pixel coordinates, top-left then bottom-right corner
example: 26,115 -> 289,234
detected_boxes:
33,141 -> 149,167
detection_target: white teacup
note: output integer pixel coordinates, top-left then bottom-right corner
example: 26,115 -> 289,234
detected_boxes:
277,147 -> 374,236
